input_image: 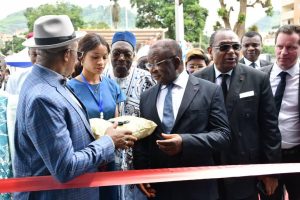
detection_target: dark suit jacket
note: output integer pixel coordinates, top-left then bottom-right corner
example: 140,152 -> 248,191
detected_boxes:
194,64 -> 281,199
133,75 -> 231,200
239,57 -> 272,68
260,64 -> 300,118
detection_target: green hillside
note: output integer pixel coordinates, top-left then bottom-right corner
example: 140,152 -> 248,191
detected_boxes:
0,5 -> 136,34
0,11 -> 28,34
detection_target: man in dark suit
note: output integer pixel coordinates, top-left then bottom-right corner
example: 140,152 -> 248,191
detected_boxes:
260,24 -> 300,200
194,28 -> 281,200
239,31 -> 272,69
133,39 -> 231,200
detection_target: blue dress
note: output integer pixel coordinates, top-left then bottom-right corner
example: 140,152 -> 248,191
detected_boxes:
67,76 -> 126,200
67,76 -> 126,120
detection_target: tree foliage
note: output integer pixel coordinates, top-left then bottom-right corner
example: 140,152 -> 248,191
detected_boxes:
262,45 -> 274,55
24,2 -> 84,32
130,0 -> 208,42
216,0 -> 273,37
1,36 -> 25,56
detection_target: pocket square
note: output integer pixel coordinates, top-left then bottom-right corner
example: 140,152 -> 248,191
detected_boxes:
239,91 -> 254,98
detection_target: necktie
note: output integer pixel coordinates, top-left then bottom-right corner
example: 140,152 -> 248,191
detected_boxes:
162,83 -> 174,134
220,74 -> 229,99
250,62 -> 256,68
274,71 -> 288,115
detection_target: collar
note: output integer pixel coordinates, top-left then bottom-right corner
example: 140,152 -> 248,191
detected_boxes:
243,57 -> 260,67
161,70 -> 189,90
36,64 -> 65,80
273,62 -> 300,78
213,64 -> 233,78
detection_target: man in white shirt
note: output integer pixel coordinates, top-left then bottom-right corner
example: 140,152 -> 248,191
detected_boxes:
240,31 -> 272,69
261,24 -> 300,200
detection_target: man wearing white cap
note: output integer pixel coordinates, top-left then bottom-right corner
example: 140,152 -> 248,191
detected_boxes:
13,15 -> 136,200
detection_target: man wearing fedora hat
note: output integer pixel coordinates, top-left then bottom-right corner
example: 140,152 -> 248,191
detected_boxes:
13,15 -> 136,200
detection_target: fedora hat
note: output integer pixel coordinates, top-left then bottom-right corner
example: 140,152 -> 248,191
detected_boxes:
23,15 -> 85,49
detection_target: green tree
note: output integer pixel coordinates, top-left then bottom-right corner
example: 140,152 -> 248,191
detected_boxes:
262,45 -> 274,56
130,0 -> 208,42
216,0 -> 272,37
1,36 -> 25,56
248,25 -> 258,32
24,2 -> 84,31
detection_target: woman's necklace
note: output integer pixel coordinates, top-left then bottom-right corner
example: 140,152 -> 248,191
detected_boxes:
81,73 -> 104,119
93,84 -> 100,94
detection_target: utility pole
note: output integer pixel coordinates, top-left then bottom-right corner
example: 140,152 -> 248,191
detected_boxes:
175,0 -> 184,43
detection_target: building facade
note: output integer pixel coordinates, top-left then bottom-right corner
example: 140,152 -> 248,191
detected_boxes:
281,0 -> 300,25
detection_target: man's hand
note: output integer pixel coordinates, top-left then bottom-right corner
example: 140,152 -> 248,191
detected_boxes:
105,122 -> 137,149
156,133 -> 182,156
138,183 -> 156,198
260,176 -> 278,196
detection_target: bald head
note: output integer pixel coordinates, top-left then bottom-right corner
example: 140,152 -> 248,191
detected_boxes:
147,39 -> 183,85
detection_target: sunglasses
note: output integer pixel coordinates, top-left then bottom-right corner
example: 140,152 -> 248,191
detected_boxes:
213,43 -> 241,52
145,56 -> 176,69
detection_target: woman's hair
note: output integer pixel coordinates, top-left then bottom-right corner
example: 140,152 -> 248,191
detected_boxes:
72,33 -> 110,77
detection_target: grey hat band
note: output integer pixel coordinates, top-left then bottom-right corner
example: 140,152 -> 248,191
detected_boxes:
34,32 -> 76,45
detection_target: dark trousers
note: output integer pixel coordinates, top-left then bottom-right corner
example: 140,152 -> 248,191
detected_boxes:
260,145 -> 300,200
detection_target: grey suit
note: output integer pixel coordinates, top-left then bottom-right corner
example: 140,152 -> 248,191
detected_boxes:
194,64 -> 281,200
133,75 -> 231,200
239,57 -> 272,68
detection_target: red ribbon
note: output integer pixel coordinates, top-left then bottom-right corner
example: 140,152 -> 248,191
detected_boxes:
1,163 -> 300,193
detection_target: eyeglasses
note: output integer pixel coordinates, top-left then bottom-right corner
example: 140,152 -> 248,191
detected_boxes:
145,56 -> 176,69
213,43 -> 241,52
112,50 -> 133,59
68,49 -> 84,59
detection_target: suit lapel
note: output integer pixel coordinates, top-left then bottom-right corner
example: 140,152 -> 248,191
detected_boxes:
149,84 -> 163,129
226,65 -> 245,118
173,76 -> 199,130
56,86 -> 94,138
33,65 -> 94,139
201,65 -> 215,82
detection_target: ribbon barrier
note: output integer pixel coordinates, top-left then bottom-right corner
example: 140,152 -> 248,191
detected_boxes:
1,163 -> 300,193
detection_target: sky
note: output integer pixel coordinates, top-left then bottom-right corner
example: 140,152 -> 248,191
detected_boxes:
0,0 -> 281,34
0,0 -> 126,19
201,0 -> 281,35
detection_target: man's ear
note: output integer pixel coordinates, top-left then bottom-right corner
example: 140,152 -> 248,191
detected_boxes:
64,49 -> 70,62
173,56 -> 182,70
207,46 -> 212,55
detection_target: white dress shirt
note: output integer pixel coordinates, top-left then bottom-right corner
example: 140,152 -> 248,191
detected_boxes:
157,70 -> 189,122
270,62 -> 300,149
214,65 -> 233,89
243,57 -> 261,69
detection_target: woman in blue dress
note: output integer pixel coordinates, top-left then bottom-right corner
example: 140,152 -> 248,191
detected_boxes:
67,33 -> 126,200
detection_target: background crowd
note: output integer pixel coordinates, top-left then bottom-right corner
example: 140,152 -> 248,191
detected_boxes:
0,14 -> 299,200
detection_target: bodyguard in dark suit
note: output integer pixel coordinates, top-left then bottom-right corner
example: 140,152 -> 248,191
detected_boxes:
239,31 -> 272,69
133,39 -> 231,200
194,29 -> 281,200
260,25 -> 300,200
